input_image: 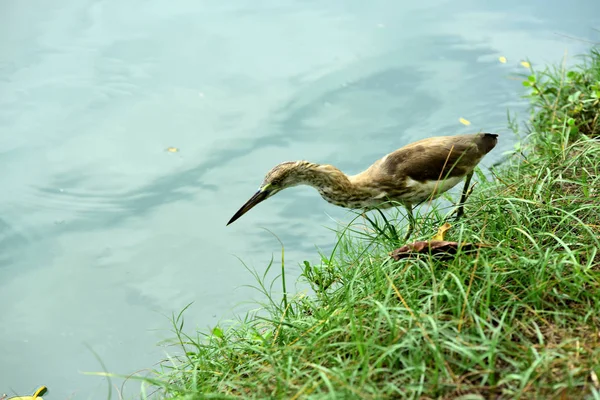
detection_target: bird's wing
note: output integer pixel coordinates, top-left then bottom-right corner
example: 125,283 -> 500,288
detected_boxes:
378,140 -> 481,182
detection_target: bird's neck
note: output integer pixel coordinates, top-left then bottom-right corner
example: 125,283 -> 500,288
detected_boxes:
298,163 -> 377,209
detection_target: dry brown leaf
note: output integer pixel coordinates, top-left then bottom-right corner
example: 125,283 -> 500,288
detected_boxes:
389,240 -> 491,260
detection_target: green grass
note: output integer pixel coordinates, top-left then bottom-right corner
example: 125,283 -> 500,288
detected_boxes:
137,49 -> 600,399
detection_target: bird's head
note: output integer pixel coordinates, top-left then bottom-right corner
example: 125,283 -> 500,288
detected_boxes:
227,161 -> 307,225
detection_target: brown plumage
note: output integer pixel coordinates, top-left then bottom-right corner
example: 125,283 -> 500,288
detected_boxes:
227,133 -> 498,240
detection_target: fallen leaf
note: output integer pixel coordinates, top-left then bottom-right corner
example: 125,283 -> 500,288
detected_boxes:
431,222 -> 451,241
520,61 -> 531,68
498,56 -> 507,63
166,147 -> 179,153
459,118 -> 471,126
389,240 -> 491,260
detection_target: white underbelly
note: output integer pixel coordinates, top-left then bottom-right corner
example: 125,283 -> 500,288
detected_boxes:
403,176 -> 465,203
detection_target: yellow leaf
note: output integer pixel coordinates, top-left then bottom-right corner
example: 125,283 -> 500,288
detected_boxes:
431,223 -> 452,241
166,147 -> 179,153
498,56 -> 507,63
33,387 -> 48,399
520,61 -> 531,68
459,118 -> 471,126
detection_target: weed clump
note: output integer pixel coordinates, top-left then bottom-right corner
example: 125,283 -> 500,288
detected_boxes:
523,48 -> 600,141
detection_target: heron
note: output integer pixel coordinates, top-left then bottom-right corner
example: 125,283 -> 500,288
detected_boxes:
227,133 -> 498,241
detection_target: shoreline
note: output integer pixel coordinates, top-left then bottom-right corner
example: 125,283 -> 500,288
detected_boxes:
144,47 -> 600,399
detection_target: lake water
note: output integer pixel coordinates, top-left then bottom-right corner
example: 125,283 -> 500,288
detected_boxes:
1,0 -> 599,398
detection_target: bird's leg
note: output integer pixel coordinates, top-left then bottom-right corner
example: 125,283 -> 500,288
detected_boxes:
455,171 -> 474,221
403,204 -> 415,242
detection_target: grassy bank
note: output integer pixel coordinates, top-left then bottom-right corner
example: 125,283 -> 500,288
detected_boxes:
145,49 -> 600,399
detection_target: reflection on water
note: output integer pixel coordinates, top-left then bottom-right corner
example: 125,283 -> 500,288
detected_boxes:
1,0 -> 598,397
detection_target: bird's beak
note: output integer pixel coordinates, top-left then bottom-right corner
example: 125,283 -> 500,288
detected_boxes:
227,188 -> 270,225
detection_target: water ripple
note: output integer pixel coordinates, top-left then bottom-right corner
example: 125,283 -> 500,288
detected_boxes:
0,216 -> 35,270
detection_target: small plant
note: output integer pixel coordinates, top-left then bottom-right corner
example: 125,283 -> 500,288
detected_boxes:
522,49 -> 600,141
